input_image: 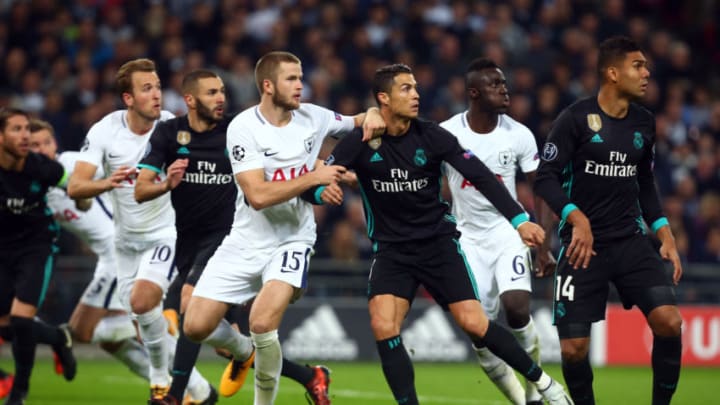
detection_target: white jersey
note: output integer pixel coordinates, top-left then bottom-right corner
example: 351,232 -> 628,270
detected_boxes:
47,151 -> 114,254
226,103 -> 354,249
441,112 -> 538,237
77,110 -> 176,243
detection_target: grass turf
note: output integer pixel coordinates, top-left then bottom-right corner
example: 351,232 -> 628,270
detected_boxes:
1,358 -> 717,404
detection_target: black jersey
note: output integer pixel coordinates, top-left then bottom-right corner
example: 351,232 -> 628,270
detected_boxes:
0,153 -> 64,247
327,119 -> 525,243
139,116 -> 235,236
534,97 -> 665,245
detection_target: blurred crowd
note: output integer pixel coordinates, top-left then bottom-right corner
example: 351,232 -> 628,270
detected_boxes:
2,0 -> 719,264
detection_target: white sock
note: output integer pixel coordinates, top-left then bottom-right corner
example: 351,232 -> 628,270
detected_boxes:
204,318 -> 254,360
91,314 -> 137,343
136,305 -> 170,386
107,338 -> 150,380
251,330 -> 282,405
474,346 -> 525,405
511,318 -> 542,402
532,371 -> 553,390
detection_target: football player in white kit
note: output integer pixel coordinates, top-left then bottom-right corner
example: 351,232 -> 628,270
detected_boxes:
183,51 -> 384,405
67,59 -> 215,404
29,119 -> 152,380
442,58 -> 545,405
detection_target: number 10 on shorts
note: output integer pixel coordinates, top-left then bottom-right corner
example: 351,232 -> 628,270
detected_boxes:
556,275 -> 575,301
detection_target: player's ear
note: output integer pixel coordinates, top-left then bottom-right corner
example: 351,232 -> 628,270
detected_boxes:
121,92 -> 133,108
262,79 -> 274,95
183,93 -> 194,108
377,92 -> 390,106
606,66 -> 619,83
467,88 -> 479,99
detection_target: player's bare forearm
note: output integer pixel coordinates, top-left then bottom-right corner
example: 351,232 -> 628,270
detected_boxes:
68,176 -> 112,199
357,107 -> 386,141
657,225 -> 683,284
134,169 -> 168,203
566,209 -> 596,269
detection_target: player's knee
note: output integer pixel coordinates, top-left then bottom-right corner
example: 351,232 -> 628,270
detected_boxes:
560,340 -> 590,362
183,318 -> 210,342
249,318 -> 274,335
651,311 -> 683,337
71,325 -> 94,343
369,316 -> 400,339
504,307 -> 530,329
99,340 -> 124,353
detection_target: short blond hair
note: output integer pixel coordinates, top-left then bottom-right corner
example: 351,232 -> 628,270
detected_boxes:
115,58 -> 157,97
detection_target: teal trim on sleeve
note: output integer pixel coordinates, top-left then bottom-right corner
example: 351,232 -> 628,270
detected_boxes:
561,203 -> 579,221
651,217 -> 669,233
137,163 -> 162,174
511,213 -> 530,229
314,186 -> 326,205
56,170 -> 69,188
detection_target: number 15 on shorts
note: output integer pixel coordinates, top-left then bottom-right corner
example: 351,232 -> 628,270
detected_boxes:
556,275 -> 575,301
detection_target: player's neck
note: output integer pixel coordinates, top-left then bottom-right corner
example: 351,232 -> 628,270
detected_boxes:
0,150 -> 25,172
385,116 -> 411,136
466,108 -> 498,134
187,112 -> 216,133
125,110 -> 156,135
597,86 -> 630,119
258,99 -> 293,127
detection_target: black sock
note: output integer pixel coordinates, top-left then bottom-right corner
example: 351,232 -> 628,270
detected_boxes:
169,315 -> 202,400
32,318 -> 63,347
0,325 -> 12,341
476,321 -> 542,382
562,355 -> 595,404
376,336 -> 418,405
652,334 -> 681,405
281,359 -> 314,386
10,316 -> 36,397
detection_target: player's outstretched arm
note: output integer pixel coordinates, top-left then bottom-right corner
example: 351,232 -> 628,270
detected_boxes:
355,107 -> 386,141
656,225 -> 683,285
135,159 -> 188,203
68,161 -> 127,199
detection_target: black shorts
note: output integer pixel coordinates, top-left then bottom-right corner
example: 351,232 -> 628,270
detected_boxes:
368,234 -> 479,308
553,234 -> 676,326
0,243 -> 57,314
175,231 -> 228,287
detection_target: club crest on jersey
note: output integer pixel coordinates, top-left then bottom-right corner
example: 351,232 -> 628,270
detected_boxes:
368,138 -> 382,150
633,132 -> 644,149
232,145 -> 245,161
177,131 -> 191,145
541,142 -> 558,161
498,150 -> 512,166
587,114 -> 602,132
304,137 -> 314,153
80,138 -> 89,152
414,149 -> 427,166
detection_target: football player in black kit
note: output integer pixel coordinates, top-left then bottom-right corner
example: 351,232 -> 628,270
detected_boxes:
135,70 -> 336,405
307,64 -> 573,405
0,108 -> 76,405
533,36 -> 683,405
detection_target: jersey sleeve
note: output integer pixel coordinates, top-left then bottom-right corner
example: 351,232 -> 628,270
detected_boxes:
437,126 -> 526,224
637,121 -> 666,230
516,126 -> 540,173
227,119 -> 263,174
138,123 -> 171,174
76,122 -> 106,168
533,108 -> 578,218
38,154 -> 66,187
307,104 -> 355,139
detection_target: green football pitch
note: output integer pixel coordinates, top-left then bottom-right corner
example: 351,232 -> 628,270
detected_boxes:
1,358 -> 717,404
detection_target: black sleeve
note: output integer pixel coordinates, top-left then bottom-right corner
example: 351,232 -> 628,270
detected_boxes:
300,130 -> 362,205
138,122 -> 171,173
533,108 -> 578,216
41,155 -> 65,187
637,120 -> 664,226
437,127 -> 525,222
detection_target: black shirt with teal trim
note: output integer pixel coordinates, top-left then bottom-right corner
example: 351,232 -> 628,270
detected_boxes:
534,96 -> 665,245
139,116 -> 235,237
325,119 -> 526,243
0,152 -> 64,247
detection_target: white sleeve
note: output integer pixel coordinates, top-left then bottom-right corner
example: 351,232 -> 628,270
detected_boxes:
516,126 -> 539,173
77,123 -> 106,168
227,119 -> 264,174
307,103 -> 355,138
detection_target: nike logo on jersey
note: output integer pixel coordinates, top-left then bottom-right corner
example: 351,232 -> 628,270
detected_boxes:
511,276 -> 524,282
264,151 -> 279,157
108,153 -> 121,158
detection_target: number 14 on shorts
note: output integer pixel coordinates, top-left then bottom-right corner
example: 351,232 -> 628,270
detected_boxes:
556,275 -> 575,301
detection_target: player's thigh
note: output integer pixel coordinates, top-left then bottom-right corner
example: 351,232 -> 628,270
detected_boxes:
262,242 -> 314,302
553,245 -> 610,326
367,244 -> 419,304
368,294 -> 410,340
612,236 -> 677,316
69,303 -> 109,342
192,240 -> 265,306
15,243 -> 55,310
79,258 -> 123,311
115,247 -> 143,311
248,280 -> 296,333
417,235 -> 479,309
458,238 -> 499,319
184,295 -> 231,341
135,238 -> 177,294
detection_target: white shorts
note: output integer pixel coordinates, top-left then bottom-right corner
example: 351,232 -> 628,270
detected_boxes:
193,238 -> 313,305
79,246 -> 124,311
460,225 -> 532,320
115,237 -> 177,312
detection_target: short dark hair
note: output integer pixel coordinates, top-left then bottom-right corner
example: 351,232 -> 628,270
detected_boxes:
0,107 -> 29,132
465,57 -> 499,86
182,69 -> 220,94
254,51 -> 301,94
598,36 -> 642,77
372,63 -> 413,105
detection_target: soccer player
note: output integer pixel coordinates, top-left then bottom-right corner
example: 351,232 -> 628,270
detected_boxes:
29,119 -> 151,381
533,36 -> 683,405
0,108 -> 76,405
311,63 -> 572,405
441,58 -> 543,405
67,59 -> 213,403
182,51 -> 384,405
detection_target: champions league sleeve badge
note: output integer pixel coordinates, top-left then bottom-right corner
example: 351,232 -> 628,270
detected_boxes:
232,145 -> 245,161
177,131 -> 191,145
